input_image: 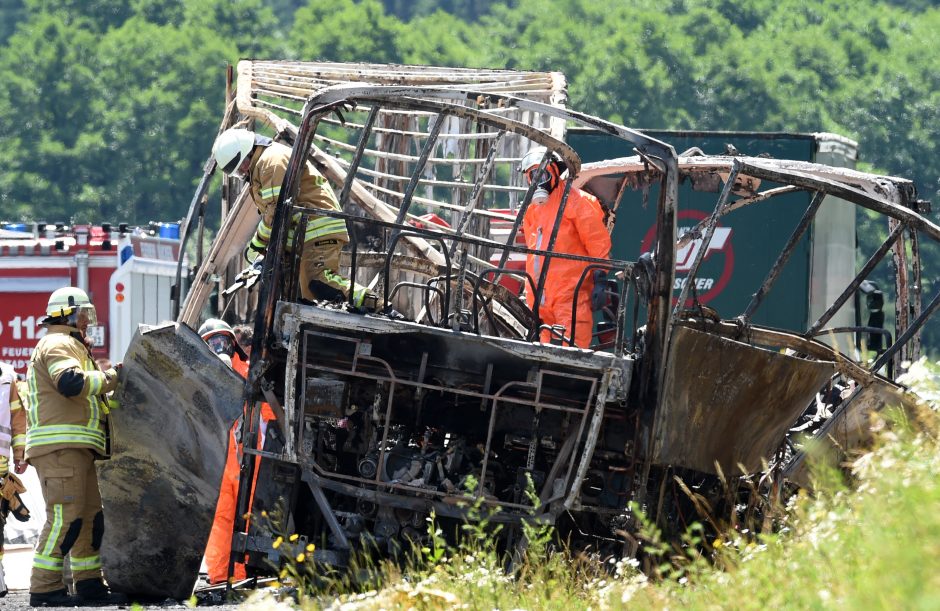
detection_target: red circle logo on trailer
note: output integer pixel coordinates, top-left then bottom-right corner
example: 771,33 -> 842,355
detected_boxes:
640,210 -> 735,306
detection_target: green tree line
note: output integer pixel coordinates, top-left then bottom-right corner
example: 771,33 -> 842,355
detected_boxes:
0,0 -> 938,349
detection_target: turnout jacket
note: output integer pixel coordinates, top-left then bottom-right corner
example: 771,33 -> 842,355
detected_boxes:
25,325 -> 119,461
248,142 -> 348,252
0,362 -> 27,475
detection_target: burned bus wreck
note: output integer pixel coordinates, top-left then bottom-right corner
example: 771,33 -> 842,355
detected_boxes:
100,75 -> 938,598
224,86 -> 661,572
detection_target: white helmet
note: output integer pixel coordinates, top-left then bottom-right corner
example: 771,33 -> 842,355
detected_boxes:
46,286 -> 97,327
197,318 -> 247,360
518,146 -> 549,174
213,129 -> 257,178
518,146 -> 562,204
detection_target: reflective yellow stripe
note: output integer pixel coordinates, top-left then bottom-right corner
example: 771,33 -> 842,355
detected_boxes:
256,221 -> 272,240
27,425 -> 106,453
10,398 -> 21,410
70,555 -> 102,571
33,553 -> 64,572
260,186 -> 280,200
322,270 -> 369,306
41,504 -> 63,556
48,357 -> 81,377
12,434 -> 25,447
86,371 -> 103,395
323,270 -> 351,291
26,367 -> 39,428
303,218 -> 347,242
251,233 -> 268,249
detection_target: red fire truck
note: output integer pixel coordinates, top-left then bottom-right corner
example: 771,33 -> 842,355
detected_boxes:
0,222 -> 182,374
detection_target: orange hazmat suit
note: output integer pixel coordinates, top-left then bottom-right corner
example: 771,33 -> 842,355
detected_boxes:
522,182 -> 611,348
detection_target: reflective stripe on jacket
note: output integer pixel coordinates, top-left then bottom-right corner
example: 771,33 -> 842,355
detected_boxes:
248,142 -> 348,250
25,326 -> 119,460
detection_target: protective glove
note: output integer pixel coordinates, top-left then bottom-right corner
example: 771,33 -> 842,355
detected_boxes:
590,269 -> 608,312
0,472 -> 29,522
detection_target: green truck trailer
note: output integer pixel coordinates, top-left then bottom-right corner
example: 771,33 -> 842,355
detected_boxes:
570,129 -> 860,340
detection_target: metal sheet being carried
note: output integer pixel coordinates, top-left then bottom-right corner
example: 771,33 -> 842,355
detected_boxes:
98,322 -> 245,599
653,325 -> 836,475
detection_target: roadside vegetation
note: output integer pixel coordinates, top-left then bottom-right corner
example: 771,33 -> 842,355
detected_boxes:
242,358 -> 940,610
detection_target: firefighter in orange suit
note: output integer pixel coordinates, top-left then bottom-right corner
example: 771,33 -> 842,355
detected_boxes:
199,319 -> 276,584
519,147 -> 612,348
0,361 -> 28,597
212,128 -> 377,309
25,287 -> 127,607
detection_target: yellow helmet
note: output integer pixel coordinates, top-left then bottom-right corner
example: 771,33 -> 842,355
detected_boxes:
45,287 -> 97,327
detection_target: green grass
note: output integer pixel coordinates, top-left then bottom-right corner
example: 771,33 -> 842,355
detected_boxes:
251,358 -> 940,610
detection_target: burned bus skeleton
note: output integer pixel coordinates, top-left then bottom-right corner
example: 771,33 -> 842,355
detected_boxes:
98,75 -> 936,598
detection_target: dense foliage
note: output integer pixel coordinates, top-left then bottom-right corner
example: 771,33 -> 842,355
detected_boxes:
0,0 -> 938,348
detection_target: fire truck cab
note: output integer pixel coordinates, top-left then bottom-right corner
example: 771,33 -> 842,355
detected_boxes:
0,222 -> 182,373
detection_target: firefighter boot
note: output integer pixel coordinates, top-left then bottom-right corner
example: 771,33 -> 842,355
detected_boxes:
75,578 -> 129,606
28,588 -> 75,607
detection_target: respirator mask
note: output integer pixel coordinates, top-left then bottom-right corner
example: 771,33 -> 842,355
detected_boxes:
526,167 -> 553,204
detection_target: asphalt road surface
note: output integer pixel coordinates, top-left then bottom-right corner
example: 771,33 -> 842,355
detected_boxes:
0,547 -> 247,609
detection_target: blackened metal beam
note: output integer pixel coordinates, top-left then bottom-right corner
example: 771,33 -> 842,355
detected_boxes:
672,162 -> 739,317
448,130 -> 506,258
871,286 -> 940,373
807,221 -> 905,336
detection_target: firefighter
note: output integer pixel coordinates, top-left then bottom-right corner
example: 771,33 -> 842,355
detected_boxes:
212,128 -> 377,310
199,319 -> 276,584
0,361 -> 28,597
25,287 -> 126,607
519,147 -> 612,348
198,318 -> 249,377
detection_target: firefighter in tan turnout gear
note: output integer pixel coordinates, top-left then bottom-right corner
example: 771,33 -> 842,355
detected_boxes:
0,361 -> 29,597
212,128 -> 378,309
25,287 -> 127,607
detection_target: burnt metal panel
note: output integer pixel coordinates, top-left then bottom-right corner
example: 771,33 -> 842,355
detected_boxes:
98,322 -> 245,599
784,379 -> 916,487
653,325 -> 835,475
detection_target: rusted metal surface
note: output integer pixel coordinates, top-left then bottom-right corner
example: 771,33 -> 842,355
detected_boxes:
98,323 -> 245,599
156,73 -> 940,581
653,326 -> 835,475
270,300 -> 631,513
783,380 -> 918,487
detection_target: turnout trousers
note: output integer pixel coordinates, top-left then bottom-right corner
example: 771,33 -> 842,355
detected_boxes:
29,448 -> 104,594
299,237 -> 374,307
